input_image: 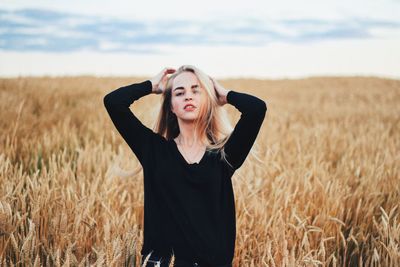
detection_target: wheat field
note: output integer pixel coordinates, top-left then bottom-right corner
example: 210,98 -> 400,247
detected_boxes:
0,76 -> 399,266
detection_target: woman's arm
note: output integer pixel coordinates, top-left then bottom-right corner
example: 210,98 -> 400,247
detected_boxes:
223,90 -> 267,171
103,80 -> 157,167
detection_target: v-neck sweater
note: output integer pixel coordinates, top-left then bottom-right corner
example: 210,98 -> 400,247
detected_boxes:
103,80 -> 267,266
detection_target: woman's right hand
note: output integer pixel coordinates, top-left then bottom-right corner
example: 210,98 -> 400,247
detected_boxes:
149,67 -> 176,94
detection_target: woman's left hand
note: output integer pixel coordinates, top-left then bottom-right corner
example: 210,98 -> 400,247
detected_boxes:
209,76 -> 230,106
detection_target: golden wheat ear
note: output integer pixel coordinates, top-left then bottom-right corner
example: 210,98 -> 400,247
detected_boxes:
168,251 -> 175,267
141,251 -> 153,267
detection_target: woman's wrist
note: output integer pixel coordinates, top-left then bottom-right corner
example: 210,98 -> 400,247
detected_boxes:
148,79 -> 158,94
220,89 -> 230,105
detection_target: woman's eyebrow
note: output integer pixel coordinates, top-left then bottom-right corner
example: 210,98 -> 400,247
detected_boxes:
173,84 -> 199,91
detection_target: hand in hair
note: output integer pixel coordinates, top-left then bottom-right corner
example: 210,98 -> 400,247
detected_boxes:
150,67 -> 176,94
209,76 -> 230,106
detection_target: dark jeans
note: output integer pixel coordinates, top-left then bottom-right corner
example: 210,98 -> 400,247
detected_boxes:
140,254 -> 232,267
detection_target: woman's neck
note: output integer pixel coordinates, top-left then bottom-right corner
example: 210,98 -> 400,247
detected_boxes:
176,120 -> 202,147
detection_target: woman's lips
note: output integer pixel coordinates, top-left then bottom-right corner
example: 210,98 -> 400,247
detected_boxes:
184,104 -> 196,111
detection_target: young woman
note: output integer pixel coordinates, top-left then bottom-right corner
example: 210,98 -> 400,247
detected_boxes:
103,65 -> 267,267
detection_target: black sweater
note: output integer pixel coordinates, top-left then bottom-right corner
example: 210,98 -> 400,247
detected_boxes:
103,80 -> 267,266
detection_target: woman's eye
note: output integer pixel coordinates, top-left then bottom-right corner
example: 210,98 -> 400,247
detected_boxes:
176,89 -> 199,96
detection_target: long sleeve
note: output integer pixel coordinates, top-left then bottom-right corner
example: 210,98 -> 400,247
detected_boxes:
103,79 -> 156,167
223,90 -> 267,171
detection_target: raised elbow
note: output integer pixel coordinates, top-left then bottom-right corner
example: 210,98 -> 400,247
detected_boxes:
103,94 -> 113,109
253,100 -> 267,122
260,100 -> 267,113
254,99 -> 267,116
243,99 -> 267,120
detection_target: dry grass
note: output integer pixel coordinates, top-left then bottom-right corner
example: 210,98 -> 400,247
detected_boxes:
0,75 -> 399,266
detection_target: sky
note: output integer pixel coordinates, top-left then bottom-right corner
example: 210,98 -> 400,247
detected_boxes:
1,0 -> 400,79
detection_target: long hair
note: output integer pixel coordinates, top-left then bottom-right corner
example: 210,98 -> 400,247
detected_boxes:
152,64 -> 236,168
107,65 -> 264,179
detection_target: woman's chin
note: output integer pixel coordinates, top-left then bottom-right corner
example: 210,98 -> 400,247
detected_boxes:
178,114 -> 199,122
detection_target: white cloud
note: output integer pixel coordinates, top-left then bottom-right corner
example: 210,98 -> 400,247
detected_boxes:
1,1 -> 399,77
1,0 -> 400,21
1,38 -> 399,79
23,37 -> 48,46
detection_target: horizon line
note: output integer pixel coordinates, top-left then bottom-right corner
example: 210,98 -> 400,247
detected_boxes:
1,73 -> 399,81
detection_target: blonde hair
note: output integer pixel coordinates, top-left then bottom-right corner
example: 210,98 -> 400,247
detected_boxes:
152,64 -> 235,168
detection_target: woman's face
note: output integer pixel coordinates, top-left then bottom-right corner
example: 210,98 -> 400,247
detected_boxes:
170,71 -> 205,122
